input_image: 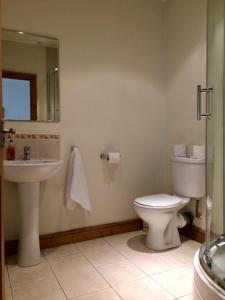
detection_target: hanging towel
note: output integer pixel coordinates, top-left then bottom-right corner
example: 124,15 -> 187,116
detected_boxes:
66,147 -> 91,211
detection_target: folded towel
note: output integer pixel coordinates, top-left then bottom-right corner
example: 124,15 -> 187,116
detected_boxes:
66,147 -> 91,211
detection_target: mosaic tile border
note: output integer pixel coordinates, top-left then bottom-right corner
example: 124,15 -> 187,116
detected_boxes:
6,133 -> 60,140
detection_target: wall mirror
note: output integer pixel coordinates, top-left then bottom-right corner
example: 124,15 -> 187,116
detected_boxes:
2,29 -> 60,122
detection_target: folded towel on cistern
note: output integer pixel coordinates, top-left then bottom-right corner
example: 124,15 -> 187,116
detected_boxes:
66,147 -> 91,212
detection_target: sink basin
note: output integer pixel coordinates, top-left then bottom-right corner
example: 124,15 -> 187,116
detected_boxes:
4,159 -> 63,183
4,159 -> 63,267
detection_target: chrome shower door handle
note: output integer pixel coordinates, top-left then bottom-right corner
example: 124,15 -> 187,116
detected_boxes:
197,85 -> 213,120
197,85 -> 202,121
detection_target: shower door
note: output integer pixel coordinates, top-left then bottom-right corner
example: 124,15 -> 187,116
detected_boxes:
205,0 -> 225,241
199,0 -> 225,290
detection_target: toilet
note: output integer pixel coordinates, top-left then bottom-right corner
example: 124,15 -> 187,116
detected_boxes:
133,156 -> 205,251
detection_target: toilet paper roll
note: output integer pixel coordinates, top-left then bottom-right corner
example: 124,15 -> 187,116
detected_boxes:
173,144 -> 187,157
192,145 -> 205,159
108,152 -> 121,164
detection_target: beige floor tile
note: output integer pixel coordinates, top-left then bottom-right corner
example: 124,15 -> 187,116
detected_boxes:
180,239 -> 201,252
84,247 -> 126,267
117,245 -> 183,275
152,265 -> 193,298
162,239 -> 200,265
5,288 -> 13,300
110,233 -> 151,254
111,234 -> 188,275
49,253 -> 91,271
50,254 -> 109,298
114,277 -> 174,300
162,249 -> 194,266
43,243 -> 80,261
8,258 -> 54,287
104,231 -> 144,247
12,277 -> 66,300
113,233 -> 164,259
178,294 -> 193,300
75,238 -> 111,253
75,236 -> 126,267
5,267 -> 10,288
70,288 -> 121,300
96,259 -> 146,286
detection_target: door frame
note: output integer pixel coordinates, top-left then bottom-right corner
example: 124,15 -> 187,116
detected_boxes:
0,0 -> 5,298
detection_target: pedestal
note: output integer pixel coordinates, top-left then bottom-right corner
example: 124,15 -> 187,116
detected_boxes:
17,182 -> 41,267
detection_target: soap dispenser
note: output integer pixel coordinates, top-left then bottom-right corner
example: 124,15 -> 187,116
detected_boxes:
7,139 -> 15,160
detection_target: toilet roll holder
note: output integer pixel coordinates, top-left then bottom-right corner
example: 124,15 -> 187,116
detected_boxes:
71,146 -> 118,162
71,145 -> 79,152
100,153 -> 109,161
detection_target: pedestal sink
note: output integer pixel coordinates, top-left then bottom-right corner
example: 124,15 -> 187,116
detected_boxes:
4,159 -> 63,267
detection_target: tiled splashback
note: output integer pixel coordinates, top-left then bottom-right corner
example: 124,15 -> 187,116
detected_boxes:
5,133 -> 60,160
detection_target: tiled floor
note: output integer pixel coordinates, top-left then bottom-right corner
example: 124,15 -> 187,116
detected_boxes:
5,230 -> 200,300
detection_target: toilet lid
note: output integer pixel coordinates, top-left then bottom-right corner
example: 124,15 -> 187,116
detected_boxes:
134,194 -> 183,208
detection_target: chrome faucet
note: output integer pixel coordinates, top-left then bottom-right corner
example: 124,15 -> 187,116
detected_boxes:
24,146 -> 31,160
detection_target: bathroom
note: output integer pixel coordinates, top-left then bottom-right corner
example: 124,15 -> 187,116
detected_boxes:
0,0 -> 224,299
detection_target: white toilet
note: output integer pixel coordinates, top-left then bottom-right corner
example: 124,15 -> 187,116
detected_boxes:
133,156 -> 205,251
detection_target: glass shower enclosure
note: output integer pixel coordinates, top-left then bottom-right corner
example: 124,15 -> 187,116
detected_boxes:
199,0 -> 225,291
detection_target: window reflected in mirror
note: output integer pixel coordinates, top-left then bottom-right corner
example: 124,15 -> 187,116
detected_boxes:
3,71 -> 37,120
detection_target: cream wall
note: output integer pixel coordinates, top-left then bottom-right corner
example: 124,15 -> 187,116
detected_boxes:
164,0 -> 207,229
3,0 -> 208,240
3,0 -> 169,240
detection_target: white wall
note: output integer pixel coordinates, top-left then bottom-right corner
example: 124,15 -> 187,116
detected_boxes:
164,0 -> 207,229
3,0 -> 169,240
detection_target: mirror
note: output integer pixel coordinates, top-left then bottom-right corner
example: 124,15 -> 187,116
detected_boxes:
2,29 -> 60,122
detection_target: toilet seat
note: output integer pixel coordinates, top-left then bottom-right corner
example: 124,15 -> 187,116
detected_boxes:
134,194 -> 188,208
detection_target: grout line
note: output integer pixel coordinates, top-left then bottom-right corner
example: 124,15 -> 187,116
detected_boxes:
66,288 -> 115,300
7,233 -> 195,300
6,262 -> 15,299
149,275 -> 177,299
43,255 -> 69,300
150,266 -> 194,299
104,233 -> 195,275
103,232 -> 195,299
73,246 -> 123,299
44,247 -> 120,299
5,264 -> 13,289
174,292 -> 193,299
79,241 -> 175,300
103,233 -> 184,277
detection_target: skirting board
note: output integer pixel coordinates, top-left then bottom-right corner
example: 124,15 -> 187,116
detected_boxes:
5,220 -> 205,256
5,218 -> 143,256
179,225 -> 205,243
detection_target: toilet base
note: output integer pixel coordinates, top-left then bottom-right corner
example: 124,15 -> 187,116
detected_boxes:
145,213 -> 181,251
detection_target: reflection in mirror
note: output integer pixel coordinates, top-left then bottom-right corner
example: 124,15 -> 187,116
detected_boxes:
2,29 -> 60,122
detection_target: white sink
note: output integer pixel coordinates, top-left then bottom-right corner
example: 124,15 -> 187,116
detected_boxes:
4,159 -> 63,267
4,159 -> 63,183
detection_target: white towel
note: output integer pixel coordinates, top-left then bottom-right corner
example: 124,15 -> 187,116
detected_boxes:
66,147 -> 91,211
